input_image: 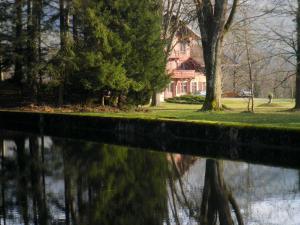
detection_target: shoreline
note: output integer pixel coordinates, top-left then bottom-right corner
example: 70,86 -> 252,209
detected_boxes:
0,110 -> 299,168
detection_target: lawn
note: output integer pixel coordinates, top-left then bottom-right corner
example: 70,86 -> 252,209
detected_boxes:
80,98 -> 300,130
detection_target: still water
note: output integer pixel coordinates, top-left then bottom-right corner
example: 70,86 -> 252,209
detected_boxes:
0,131 -> 299,225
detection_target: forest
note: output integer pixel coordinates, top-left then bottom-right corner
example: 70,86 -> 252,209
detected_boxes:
0,0 -> 168,107
0,0 -> 300,111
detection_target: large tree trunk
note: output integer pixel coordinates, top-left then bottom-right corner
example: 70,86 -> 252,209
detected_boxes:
194,0 -> 239,111
201,39 -> 223,111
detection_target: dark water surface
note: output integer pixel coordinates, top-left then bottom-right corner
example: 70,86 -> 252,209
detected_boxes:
0,131 -> 299,225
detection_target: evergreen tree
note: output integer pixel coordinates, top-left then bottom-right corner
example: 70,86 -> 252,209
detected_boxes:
1,0 -> 167,107
124,0 -> 168,106
70,0 -> 131,105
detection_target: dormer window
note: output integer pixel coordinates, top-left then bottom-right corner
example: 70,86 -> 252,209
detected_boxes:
180,42 -> 186,53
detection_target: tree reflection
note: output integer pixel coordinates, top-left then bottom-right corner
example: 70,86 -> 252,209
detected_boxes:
50,140 -> 170,225
200,160 -> 243,225
29,137 -> 49,225
0,138 -> 6,225
0,136 -> 171,225
15,137 -> 30,225
168,157 -> 244,225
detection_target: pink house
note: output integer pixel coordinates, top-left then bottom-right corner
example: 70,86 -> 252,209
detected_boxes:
161,26 -> 206,101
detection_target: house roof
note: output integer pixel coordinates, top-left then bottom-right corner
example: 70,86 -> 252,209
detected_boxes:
170,70 -> 195,79
164,13 -> 201,39
178,57 -> 205,73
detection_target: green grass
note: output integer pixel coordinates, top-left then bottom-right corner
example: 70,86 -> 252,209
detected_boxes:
77,98 -> 300,130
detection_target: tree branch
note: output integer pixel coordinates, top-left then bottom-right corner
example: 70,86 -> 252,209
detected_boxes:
224,0 -> 239,33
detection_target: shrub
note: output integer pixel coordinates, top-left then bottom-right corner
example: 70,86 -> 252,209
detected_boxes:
165,95 -> 205,104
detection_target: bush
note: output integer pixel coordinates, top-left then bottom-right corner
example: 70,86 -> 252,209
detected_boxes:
165,95 -> 205,104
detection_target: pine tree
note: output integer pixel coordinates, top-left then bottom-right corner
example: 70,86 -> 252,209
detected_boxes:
69,0 -> 131,105
124,0 -> 168,105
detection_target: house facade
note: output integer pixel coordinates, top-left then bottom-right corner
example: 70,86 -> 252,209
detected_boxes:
160,26 -> 206,101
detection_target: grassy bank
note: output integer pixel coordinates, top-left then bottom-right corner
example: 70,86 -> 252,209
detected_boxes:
1,98 -> 300,129
79,98 -> 300,129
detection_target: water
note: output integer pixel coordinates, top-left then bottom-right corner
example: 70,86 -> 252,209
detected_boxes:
0,131 -> 299,225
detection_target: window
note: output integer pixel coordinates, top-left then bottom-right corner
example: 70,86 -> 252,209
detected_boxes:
198,82 -> 202,91
198,82 -> 206,91
167,82 -> 174,93
177,83 -> 181,93
181,82 -> 188,93
180,42 -> 186,53
192,82 -> 197,93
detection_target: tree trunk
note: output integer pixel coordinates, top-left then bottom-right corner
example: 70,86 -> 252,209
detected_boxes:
14,0 -> 23,87
151,91 -> 161,107
58,0 -> 70,106
37,0 -> 43,101
0,62 -> 3,81
233,70 -> 237,94
101,96 -> 105,106
58,85 -> 64,106
27,0 -> 39,102
201,39 -> 223,111
296,0 -> 300,109
195,0 -> 239,111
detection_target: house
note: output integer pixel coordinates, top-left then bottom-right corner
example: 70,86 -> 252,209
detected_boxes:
160,26 -> 206,101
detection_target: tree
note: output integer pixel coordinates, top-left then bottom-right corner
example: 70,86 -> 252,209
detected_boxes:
58,0 -> 72,105
296,0 -> 300,109
0,1 -> 14,81
69,0 -> 167,107
125,0 -> 168,106
152,0 -> 194,107
1,0 -> 167,107
14,0 -> 24,87
68,0 -> 131,105
26,0 -> 40,101
265,0 -> 299,109
194,0 -> 239,111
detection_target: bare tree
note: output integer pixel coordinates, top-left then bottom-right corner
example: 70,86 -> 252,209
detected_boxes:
265,0 -> 299,109
296,0 -> 300,109
152,0 -> 193,106
193,0 -> 239,111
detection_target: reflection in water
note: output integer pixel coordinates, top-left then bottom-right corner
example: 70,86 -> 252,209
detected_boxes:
168,159 -> 243,225
0,136 -> 168,225
0,132 -> 299,225
168,158 -> 300,225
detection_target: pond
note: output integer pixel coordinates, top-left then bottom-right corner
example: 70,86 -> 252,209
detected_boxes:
0,130 -> 299,225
